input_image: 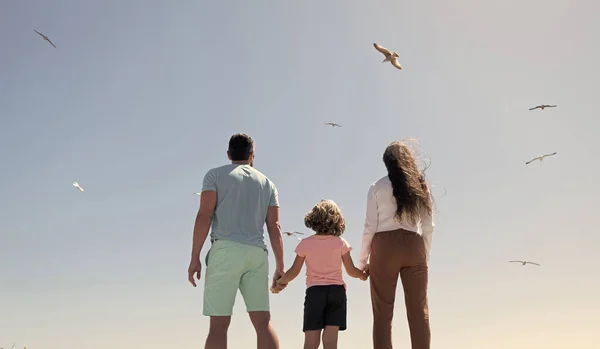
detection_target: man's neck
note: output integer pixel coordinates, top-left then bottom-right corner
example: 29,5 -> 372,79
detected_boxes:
231,161 -> 251,165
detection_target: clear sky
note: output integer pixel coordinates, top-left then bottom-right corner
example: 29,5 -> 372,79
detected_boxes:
1,0 -> 599,348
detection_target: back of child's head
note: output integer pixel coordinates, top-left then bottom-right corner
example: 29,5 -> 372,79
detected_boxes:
304,199 -> 346,236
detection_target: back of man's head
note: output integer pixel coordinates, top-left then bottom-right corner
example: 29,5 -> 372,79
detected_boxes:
228,133 -> 254,161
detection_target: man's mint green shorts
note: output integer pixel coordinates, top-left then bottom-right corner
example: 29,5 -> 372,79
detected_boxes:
203,239 -> 269,316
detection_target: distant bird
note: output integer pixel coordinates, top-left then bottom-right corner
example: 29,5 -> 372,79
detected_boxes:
194,192 -> 201,196
373,43 -> 403,70
525,152 -> 557,165
529,104 -> 556,111
72,181 -> 84,192
509,260 -> 541,266
283,231 -> 303,241
34,29 -> 56,48
324,122 -> 342,127
431,184 -> 447,199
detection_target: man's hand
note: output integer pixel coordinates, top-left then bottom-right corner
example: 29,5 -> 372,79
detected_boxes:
271,269 -> 287,293
188,259 -> 202,287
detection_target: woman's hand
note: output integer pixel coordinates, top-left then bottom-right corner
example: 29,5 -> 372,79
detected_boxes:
361,264 -> 370,280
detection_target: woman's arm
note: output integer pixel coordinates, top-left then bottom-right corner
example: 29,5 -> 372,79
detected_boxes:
421,210 -> 434,261
420,187 -> 435,261
342,252 -> 367,280
276,254 -> 305,285
358,184 -> 378,270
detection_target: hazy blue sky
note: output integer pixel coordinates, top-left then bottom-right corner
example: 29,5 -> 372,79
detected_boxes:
1,0 -> 599,348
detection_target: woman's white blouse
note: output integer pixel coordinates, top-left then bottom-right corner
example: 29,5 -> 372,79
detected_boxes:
358,176 -> 434,270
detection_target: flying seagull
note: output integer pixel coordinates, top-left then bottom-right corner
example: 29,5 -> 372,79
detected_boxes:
529,104 -> 557,111
525,152 -> 557,165
34,30 -> 56,48
194,192 -> 201,196
431,184 -> 448,199
373,43 -> 403,70
72,181 -> 84,192
324,122 -> 342,127
283,231 -> 303,241
509,260 -> 541,266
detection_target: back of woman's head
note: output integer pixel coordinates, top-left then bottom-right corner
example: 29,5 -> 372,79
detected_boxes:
304,199 -> 346,236
382,140 -> 432,225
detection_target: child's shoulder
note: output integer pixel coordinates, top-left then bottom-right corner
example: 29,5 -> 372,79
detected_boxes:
338,236 -> 352,248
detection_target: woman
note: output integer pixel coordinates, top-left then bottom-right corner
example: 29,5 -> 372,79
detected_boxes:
358,140 -> 434,349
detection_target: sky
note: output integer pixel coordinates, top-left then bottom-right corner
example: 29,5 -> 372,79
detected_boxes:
1,0 -> 599,348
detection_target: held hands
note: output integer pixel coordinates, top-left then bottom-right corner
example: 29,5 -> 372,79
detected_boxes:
359,264 -> 370,281
270,269 -> 287,294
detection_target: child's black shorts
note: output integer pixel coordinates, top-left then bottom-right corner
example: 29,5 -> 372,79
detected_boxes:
303,284 -> 347,332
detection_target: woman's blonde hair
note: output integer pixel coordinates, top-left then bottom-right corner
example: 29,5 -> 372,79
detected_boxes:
304,199 -> 346,236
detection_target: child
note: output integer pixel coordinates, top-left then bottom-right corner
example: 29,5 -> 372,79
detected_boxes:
273,199 -> 367,349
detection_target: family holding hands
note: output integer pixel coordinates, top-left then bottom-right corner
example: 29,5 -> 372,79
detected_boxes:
188,133 -> 434,349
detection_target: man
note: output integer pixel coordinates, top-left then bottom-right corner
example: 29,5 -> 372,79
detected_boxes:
188,133 -> 286,349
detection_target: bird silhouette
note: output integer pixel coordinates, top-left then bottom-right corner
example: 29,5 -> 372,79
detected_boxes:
283,231 -> 303,241
509,260 -> 541,266
528,104 -> 557,111
324,122 -> 342,127
525,152 -> 557,165
373,43 -> 403,70
34,29 -> 56,48
72,181 -> 84,192
431,184 -> 448,198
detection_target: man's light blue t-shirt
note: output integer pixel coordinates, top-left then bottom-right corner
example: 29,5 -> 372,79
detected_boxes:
202,164 -> 279,250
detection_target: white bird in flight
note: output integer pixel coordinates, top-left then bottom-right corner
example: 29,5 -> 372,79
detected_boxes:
283,231 -> 303,241
529,104 -> 557,111
324,122 -> 342,127
34,29 -> 56,48
525,152 -> 557,165
194,192 -> 201,196
373,43 -> 403,70
72,181 -> 84,192
431,184 -> 447,199
509,260 -> 541,266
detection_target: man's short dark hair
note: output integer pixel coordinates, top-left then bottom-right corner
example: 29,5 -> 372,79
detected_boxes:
228,133 -> 254,161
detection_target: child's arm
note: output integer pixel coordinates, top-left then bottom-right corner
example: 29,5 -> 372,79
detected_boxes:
342,252 -> 367,280
276,254 -> 305,286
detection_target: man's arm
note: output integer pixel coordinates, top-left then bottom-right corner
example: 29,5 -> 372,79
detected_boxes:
266,206 -> 285,273
191,190 -> 217,260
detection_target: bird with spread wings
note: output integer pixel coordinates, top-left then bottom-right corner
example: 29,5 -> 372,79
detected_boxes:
373,43 -> 403,70
525,152 -> 557,165
509,260 -> 541,266
34,30 -> 56,48
72,181 -> 84,192
283,231 -> 304,241
529,104 -> 556,111
324,122 -> 342,127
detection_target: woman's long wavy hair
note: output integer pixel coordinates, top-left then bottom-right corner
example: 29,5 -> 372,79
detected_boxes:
383,140 -> 432,225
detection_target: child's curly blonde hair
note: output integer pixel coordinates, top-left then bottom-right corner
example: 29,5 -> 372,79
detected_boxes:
304,199 -> 346,237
